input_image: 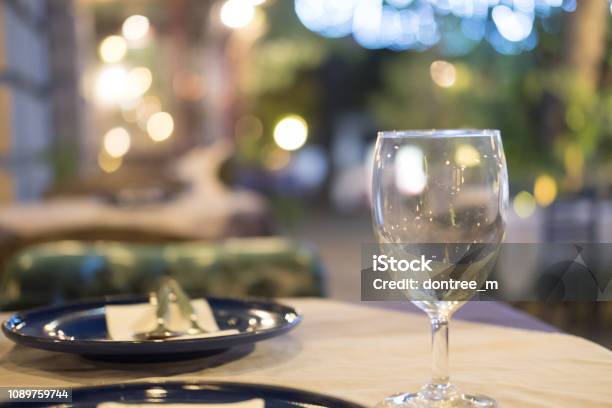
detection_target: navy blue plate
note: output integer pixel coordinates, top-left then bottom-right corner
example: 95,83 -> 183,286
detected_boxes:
2,296 -> 301,360
0,381 -> 365,408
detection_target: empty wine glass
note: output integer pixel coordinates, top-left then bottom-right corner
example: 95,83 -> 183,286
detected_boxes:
371,129 -> 508,408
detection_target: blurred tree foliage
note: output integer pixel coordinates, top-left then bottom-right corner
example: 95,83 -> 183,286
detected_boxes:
370,51 -> 541,182
242,0 -> 612,194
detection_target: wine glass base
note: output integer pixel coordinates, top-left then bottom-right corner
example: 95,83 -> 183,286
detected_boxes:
375,391 -> 497,408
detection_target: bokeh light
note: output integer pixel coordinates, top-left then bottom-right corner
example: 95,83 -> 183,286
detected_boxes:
491,5 -> 534,42
220,0 -> 255,29
103,127 -> 131,158
273,115 -> 308,151
95,66 -> 128,106
295,0 -> 357,38
387,0 -> 414,7
147,112 -> 174,142
430,60 -> 456,88
513,191 -> 536,218
126,67 -> 153,99
98,151 -> 123,173
294,0 -> 568,54
98,35 -> 127,63
395,145 -> 426,196
455,144 -> 481,167
122,15 -> 150,41
534,174 -> 557,207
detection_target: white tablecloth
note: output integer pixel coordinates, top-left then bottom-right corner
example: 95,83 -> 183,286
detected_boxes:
1,299 -> 611,407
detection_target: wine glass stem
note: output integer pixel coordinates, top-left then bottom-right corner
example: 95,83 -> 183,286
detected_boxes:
431,316 -> 449,385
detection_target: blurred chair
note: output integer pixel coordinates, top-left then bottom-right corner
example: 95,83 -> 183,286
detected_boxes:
0,142 -> 272,269
0,238 -> 325,311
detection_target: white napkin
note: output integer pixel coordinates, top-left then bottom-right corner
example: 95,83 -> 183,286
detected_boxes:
105,299 -> 239,341
97,400 -> 264,408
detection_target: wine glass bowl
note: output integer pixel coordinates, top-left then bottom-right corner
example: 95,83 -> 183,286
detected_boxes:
371,129 -> 508,408
372,129 -> 507,245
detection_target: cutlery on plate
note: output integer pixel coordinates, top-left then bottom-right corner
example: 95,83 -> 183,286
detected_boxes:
164,277 -> 210,335
133,284 -> 183,340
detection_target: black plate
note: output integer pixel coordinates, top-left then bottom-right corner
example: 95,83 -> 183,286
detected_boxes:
2,296 -> 301,360
0,381 -> 365,408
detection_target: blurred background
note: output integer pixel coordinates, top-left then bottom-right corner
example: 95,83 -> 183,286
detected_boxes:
0,0 -> 611,344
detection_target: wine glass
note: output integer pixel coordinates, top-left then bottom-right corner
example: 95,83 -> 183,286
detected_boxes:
371,129 -> 508,408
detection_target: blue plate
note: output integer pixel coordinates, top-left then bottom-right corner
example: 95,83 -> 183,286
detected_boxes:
2,296 -> 301,360
0,381 -> 365,408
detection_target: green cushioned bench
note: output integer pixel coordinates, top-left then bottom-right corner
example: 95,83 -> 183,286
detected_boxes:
0,238 -> 325,311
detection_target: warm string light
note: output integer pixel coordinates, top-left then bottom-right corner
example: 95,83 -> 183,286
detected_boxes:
93,13 -> 179,172
95,65 -> 128,106
430,60 -> 456,88
147,112 -> 175,142
95,65 -> 153,107
122,15 -> 150,42
127,67 -> 153,99
103,127 -> 131,158
99,35 -> 127,63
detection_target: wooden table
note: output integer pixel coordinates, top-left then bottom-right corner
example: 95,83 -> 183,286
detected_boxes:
1,299 -> 611,407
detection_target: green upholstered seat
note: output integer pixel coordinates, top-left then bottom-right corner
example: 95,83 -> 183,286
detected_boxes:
0,238 -> 325,311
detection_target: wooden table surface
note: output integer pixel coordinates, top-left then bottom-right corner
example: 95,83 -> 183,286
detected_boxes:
1,299 -> 611,407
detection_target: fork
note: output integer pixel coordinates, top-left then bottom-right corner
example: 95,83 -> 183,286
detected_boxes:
134,286 -> 183,340
164,277 -> 209,336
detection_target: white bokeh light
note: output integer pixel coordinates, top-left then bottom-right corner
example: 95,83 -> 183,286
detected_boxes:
126,67 -> 153,99
492,5 -> 534,42
292,0 -> 570,53
103,127 -> 131,158
514,0 -> 535,13
387,0 -> 414,7
295,0 -> 358,38
147,112 -> 175,142
352,0 -> 383,48
122,15 -> 150,41
274,115 -> 308,151
95,66 -> 128,106
220,0 -> 255,29
395,145 -> 427,196
98,35 -> 127,63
